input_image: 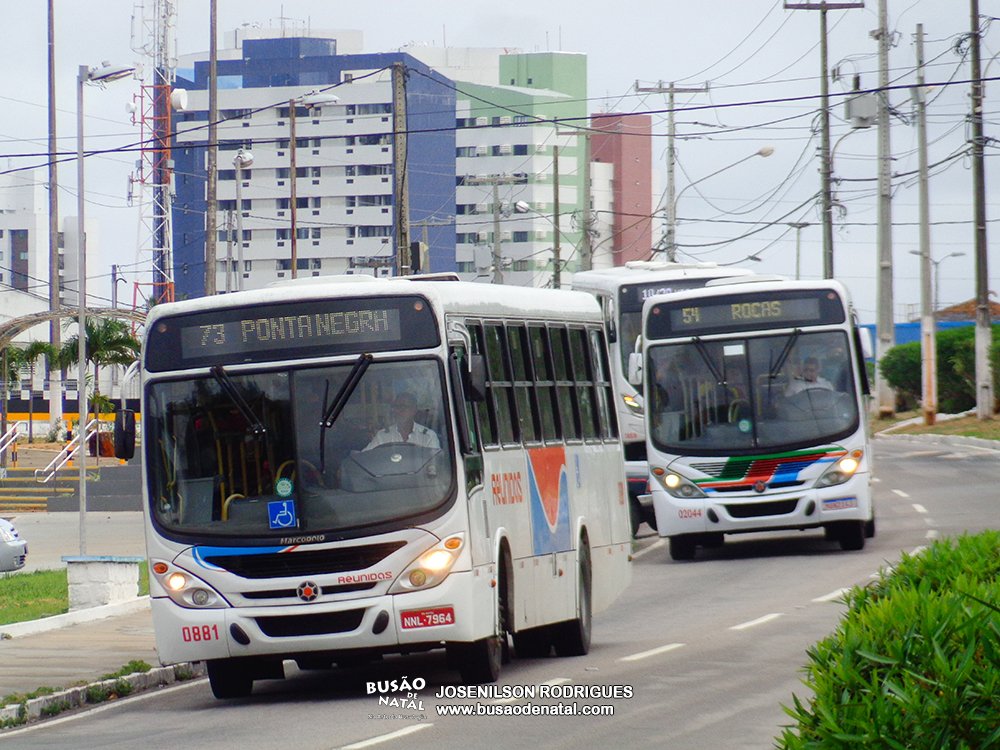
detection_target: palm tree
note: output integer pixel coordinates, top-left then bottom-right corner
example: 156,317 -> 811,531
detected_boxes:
19,340 -> 56,442
61,317 -> 140,425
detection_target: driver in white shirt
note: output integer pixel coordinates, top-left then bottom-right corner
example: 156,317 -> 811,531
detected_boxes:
785,356 -> 834,396
365,391 -> 440,450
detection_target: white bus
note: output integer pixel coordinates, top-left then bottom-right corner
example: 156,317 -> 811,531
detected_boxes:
634,278 -> 874,560
118,276 -> 631,698
571,261 -> 754,531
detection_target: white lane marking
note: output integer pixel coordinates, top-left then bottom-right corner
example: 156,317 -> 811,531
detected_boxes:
619,642 -> 685,662
632,538 -> 665,560
340,724 -> 433,749
495,677 -> 571,703
926,529 -> 939,540
910,546 -> 927,556
911,503 -> 928,514
729,613 -> 783,631
871,476 -> 881,483
812,587 -> 850,603
892,489 -> 910,498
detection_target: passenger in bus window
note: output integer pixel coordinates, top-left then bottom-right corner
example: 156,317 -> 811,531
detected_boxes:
365,391 -> 441,450
785,356 -> 834,396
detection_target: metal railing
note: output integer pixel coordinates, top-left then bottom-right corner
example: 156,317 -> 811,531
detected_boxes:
0,421 -> 26,462
34,418 -> 99,484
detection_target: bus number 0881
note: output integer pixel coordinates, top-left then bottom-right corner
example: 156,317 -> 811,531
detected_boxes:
182,625 -> 220,642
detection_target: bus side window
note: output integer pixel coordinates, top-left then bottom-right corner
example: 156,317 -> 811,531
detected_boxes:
468,323 -> 498,447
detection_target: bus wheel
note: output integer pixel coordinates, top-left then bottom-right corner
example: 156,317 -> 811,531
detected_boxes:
554,539 -> 592,657
456,635 -> 503,684
207,658 -> 254,699
629,497 -> 642,537
513,626 -> 552,658
837,521 -> 866,551
669,535 -> 697,561
864,515 -> 876,538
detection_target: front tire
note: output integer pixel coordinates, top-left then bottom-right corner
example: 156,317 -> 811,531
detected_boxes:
207,659 -> 253,699
669,534 -> 697,561
837,520 -> 866,551
455,635 -> 502,684
553,539 -> 592,657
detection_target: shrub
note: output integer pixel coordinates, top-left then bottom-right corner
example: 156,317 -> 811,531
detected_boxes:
880,325 -> 1000,414
777,532 -> 1000,749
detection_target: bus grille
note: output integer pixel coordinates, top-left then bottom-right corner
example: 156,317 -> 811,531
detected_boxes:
255,609 -> 366,637
242,582 -> 378,600
724,499 -> 799,518
202,542 -> 405,579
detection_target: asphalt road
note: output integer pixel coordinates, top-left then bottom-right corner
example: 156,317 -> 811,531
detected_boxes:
5,436 -> 997,750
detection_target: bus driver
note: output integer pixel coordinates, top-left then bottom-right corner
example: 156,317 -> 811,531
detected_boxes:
785,356 -> 834,396
365,391 -> 440,450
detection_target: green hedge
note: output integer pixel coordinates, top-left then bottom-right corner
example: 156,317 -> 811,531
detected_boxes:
777,532 -> 1000,749
880,325 -> 1000,414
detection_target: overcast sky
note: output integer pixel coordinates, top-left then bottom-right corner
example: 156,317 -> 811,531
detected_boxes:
0,1 -> 996,324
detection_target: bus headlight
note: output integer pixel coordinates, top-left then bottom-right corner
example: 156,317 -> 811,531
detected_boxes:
152,559 -> 228,609
815,451 -> 863,489
622,393 -> 644,416
653,468 -> 706,499
389,535 -> 465,594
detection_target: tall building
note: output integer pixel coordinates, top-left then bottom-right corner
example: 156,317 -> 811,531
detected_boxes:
0,165 -> 50,295
170,32 -> 644,295
171,32 -> 456,299
590,113 -> 653,266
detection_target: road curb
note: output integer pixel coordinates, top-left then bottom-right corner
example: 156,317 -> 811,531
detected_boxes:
0,662 -> 206,725
873,431 -> 1000,452
0,596 -> 151,640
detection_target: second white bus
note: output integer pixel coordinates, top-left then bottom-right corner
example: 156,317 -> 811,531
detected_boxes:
634,278 -> 875,560
571,261 -> 754,531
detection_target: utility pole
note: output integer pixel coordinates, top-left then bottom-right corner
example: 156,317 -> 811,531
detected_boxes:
788,222 -> 810,279
46,0 -> 62,430
875,0 -> 896,418
392,62 -> 410,275
468,175 -> 520,284
970,0 -> 992,419
289,101 -> 298,279
635,81 -> 709,261
784,2 -> 864,280
553,146 -> 561,288
914,24 -> 937,426
204,0 -> 219,295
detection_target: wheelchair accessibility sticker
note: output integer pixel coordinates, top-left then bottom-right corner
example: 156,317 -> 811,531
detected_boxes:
268,499 -> 298,529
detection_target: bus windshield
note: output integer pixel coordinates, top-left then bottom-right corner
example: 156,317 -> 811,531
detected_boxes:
646,329 -> 858,455
144,358 -> 454,538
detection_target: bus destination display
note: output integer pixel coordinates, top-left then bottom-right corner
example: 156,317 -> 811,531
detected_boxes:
181,308 -> 401,359
647,289 -> 845,338
146,295 -> 439,371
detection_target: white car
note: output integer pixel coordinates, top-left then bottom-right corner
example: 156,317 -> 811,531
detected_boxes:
0,518 -> 27,572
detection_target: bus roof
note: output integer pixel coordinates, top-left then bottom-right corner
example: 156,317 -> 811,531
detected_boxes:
145,276 -> 603,328
570,262 -> 755,295
642,277 -> 853,310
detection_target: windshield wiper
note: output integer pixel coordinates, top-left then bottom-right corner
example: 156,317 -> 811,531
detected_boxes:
210,365 -> 266,437
769,330 -> 801,379
321,353 -> 373,430
692,338 -> 724,384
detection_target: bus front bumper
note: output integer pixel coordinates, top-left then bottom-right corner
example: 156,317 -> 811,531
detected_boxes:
651,474 -> 872,539
151,567 -> 496,665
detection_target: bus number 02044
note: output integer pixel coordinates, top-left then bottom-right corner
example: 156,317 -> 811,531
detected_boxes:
182,625 -> 221,642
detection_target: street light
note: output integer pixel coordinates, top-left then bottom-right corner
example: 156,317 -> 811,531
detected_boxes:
909,250 -> 966,313
232,148 -> 254,291
663,146 -> 774,261
76,60 -> 135,555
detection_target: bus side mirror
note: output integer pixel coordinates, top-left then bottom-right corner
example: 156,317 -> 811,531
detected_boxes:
464,354 -> 487,402
627,352 -> 643,387
856,326 -> 874,360
114,410 -> 136,460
